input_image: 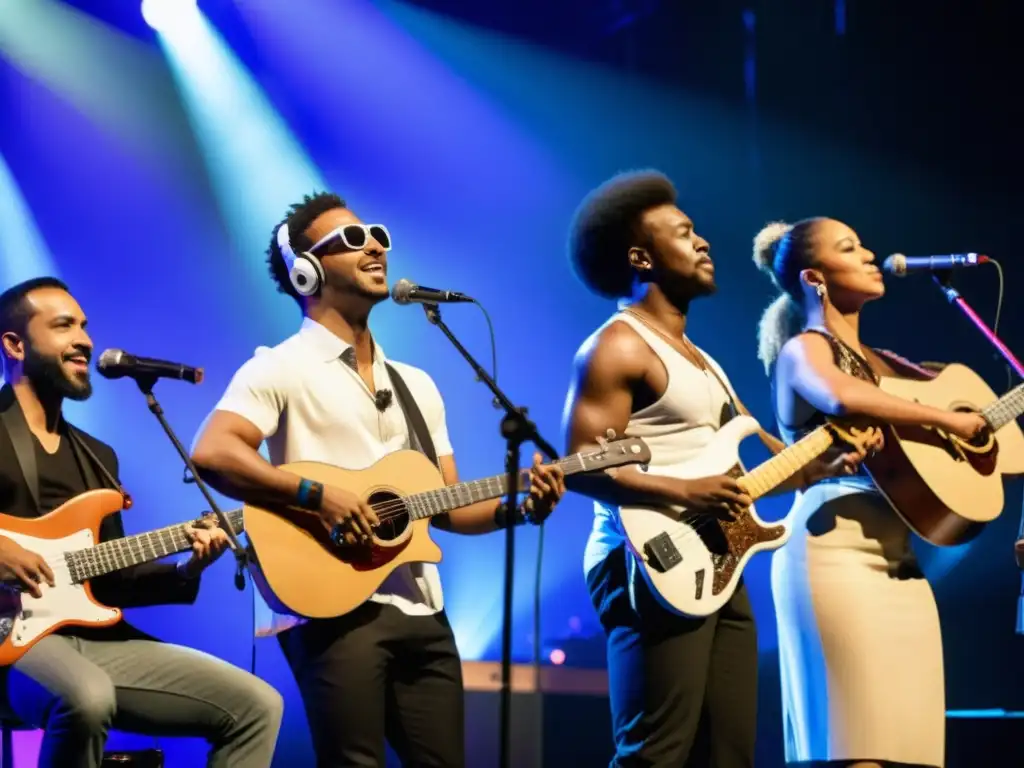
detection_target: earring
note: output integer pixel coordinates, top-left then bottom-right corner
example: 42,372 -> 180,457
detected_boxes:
815,283 -> 827,301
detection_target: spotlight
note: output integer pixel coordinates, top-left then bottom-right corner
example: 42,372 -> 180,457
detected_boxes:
141,0 -> 198,32
548,648 -> 566,666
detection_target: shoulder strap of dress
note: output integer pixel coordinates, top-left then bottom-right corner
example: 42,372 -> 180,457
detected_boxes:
872,348 -> 940,380
800,328 -> 879,384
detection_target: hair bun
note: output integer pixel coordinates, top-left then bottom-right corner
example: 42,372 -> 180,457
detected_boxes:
752,221 -> 792,274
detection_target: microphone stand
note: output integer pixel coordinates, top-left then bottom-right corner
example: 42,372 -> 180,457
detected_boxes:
134,376 -> 247,589
932,273 -> 1024,630
933,272 -> 1024,378
420,303 -> 559,768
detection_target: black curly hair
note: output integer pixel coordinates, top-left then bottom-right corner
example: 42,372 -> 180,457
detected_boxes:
266,191 -> 347,308
568,170 -> 677,299
0,276 -> 71,337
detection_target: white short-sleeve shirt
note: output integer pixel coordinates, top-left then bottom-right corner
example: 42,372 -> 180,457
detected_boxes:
204,318 -> 453,636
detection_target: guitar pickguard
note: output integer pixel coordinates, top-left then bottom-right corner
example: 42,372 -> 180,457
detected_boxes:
0,528 -> 119,654
700,509 -> 785,596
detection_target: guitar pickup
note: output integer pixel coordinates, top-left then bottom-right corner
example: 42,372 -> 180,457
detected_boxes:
644,533 -> 682,572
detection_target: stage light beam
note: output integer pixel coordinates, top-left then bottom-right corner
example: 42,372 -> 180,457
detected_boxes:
149,2 -> 325,333
141,0 -> 199,32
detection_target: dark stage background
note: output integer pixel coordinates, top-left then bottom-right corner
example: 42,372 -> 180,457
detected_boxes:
1,0 -> 1021,764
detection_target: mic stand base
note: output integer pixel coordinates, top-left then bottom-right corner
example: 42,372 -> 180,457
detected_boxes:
135,377 -> 248,589
421,303 -> 559,768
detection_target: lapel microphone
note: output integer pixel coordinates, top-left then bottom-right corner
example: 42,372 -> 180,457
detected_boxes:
374,389 -> 393,412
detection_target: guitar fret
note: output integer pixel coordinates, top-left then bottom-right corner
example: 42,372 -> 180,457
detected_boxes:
394,443 -> 646,522
984,383 -> 1024,431
743,429 -> 832,500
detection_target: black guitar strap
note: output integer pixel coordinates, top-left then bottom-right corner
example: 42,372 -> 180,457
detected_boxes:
0,390 -> 128,511
385,363 -> 439,469
65,427 -> 125,497
1,396 -> 40,512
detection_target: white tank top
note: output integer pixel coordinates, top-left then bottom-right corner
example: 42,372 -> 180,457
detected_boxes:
582,312 -> 738,578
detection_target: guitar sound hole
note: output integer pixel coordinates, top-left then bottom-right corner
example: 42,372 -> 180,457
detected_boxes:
369,491 -> 410,542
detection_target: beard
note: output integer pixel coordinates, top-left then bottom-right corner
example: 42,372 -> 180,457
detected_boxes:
23,346 -> 92,402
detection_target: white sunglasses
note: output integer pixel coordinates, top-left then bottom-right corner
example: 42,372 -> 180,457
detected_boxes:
309,223 -> 392,254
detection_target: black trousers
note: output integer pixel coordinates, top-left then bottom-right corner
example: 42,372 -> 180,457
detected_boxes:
588,544 -> 758,768
278,602 -> 464,767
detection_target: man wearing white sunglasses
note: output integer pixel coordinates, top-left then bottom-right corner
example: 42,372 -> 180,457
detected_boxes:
191,191 -> 565,765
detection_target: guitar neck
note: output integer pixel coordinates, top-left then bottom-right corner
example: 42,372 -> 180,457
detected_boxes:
983,382 -> 1024,431
66,509 -> 246,584
405,453 -> 593,521
738,426 -> 837,500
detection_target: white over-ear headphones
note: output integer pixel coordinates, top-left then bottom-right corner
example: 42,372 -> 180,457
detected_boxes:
277,222 -> 325,297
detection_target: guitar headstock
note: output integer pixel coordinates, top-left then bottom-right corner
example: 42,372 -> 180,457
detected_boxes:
577,430 -> 652,474
827,420 -> 883,454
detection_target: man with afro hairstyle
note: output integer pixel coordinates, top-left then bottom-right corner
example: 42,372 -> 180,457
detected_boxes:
192,191 -> 565,766
561,171 -> 866,767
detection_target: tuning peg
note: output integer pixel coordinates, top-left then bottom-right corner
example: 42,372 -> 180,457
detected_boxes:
605,428 -> 617,440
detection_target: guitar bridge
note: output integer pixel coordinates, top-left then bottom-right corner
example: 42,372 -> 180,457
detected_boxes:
643,533 -> 682,573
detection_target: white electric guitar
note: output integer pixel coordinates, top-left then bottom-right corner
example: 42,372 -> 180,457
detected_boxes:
619,414 -> 871,618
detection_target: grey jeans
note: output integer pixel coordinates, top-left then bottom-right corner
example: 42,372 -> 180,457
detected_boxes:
4,634 -> 283,767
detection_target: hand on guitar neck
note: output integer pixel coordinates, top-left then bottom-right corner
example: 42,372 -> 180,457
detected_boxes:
802,426 -> 885,485
0,535 -> 55,598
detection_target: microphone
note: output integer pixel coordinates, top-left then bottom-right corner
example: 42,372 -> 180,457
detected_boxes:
883,252 -> 989,277
391,278 -> 473,305
374,389 -> 393,412
97,349 -> 204,385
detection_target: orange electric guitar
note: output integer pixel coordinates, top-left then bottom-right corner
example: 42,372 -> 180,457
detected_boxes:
0,491 -> 243,666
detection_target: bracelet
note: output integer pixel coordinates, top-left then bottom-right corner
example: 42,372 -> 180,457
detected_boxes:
296,479 -> 325,511
493,501 -> 528,529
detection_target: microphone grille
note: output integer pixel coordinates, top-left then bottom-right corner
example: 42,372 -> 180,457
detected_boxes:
391,278 -> 414,304
883,253 -> 907,276
96,349 -> 125,378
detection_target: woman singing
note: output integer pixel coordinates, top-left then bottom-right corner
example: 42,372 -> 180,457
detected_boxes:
753,217 -> 986,768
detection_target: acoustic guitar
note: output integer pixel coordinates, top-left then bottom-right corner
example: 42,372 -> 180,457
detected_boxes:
0,490 -> 243,666
866,363 -> 1024,545
243,437 -> 651,619
619,415 -> 871,618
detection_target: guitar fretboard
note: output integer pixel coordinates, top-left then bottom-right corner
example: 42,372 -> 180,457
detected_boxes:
738,427 -> 837,500
402,454 -> 594,520
64,509 -> 245,584
983,382 -> 1024,431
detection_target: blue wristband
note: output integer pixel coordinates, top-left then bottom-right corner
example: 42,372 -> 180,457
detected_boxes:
296,479 -> 324,511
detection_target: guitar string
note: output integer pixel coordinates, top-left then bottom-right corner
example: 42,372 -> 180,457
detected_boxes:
25,437 -> 820,583
20,452 -> 597,576
651,436 -> 832,553
651,428 -> 841,557
26,438 -> 817,582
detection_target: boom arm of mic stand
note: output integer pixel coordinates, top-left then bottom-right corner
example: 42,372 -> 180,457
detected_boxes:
421,302 -> 557,768
933,272 -> 1024,377
134,377 -> 248,590
933,274 -> 1024,632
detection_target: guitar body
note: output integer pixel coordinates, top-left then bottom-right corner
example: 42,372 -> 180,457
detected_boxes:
0,490 -> 123,666
869,363 -> 1024,545
244,452 -> 446,619
618,415 -> 789,618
